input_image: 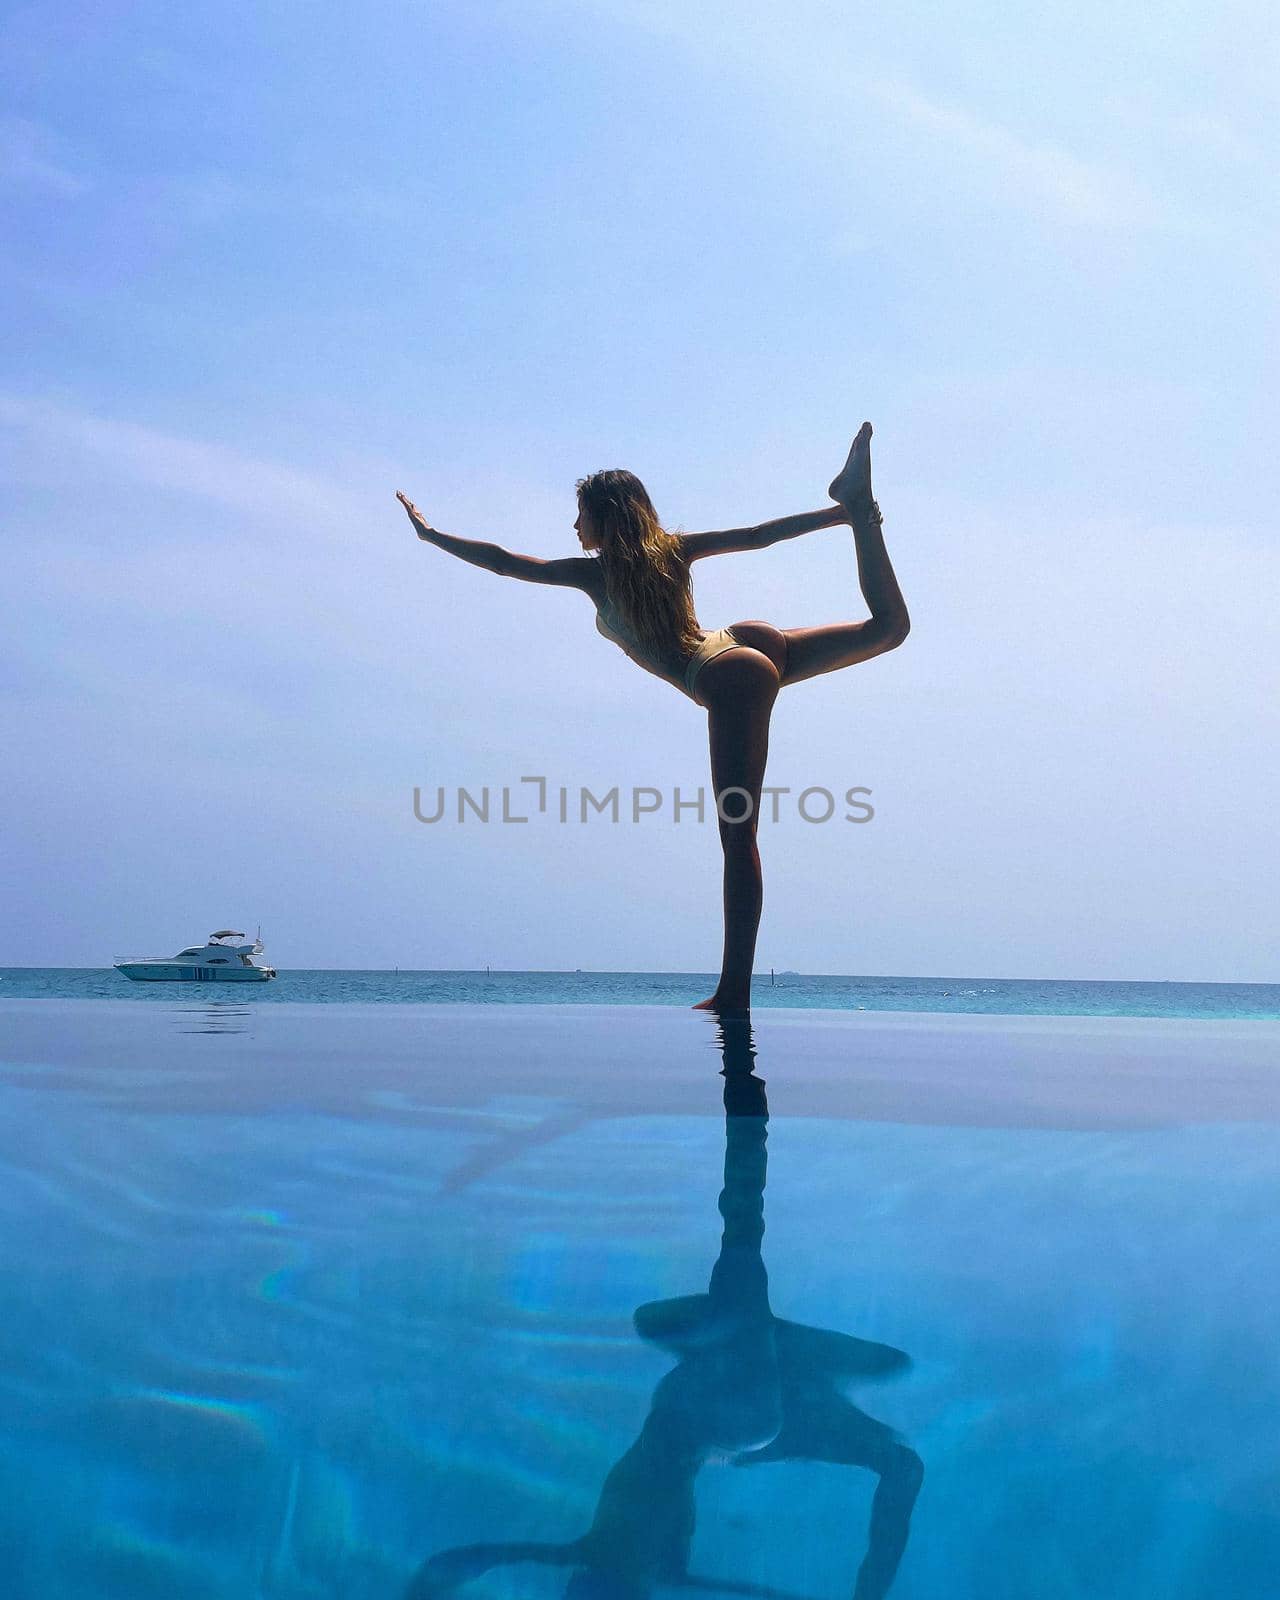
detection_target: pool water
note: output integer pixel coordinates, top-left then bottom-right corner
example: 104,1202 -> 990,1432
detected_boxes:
1,1000 -> 1277,1598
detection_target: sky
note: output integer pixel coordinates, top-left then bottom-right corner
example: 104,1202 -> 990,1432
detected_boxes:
2,0 -> 1277,977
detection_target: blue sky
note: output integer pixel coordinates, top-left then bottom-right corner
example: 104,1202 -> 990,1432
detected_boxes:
3,0 -> 1277,975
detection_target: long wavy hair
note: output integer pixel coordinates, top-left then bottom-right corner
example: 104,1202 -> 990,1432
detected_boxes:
577,469 -> 703,658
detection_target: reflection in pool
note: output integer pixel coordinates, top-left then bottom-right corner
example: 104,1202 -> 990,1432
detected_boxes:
172,998 -> 253,1035
413,1015 -> 922,1600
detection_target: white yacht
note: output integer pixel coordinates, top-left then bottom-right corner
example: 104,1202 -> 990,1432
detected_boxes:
114,930 -> 277,983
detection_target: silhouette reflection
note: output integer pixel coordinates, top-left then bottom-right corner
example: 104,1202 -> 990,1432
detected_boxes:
410,1015 -> 922,1599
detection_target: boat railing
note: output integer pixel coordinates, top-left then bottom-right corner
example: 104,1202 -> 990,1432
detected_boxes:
114,947 -> 267,965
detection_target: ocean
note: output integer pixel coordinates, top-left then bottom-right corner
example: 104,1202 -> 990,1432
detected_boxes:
3,967 -> 1280,1018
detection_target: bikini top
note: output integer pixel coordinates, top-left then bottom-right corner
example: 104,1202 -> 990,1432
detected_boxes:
594,596 -> 694,694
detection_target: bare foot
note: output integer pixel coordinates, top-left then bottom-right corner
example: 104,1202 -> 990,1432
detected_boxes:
693,992 -> 751,1016
828,421 -> 873,510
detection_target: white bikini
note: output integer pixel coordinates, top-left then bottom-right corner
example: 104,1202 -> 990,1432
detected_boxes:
594,598 -> 744,702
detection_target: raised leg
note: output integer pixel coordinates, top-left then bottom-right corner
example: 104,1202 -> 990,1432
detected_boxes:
692,649 -> 780,1012
734,1395 -> 923,1600
783,423 -> 910,686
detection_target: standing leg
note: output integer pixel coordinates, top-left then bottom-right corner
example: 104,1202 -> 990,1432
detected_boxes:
693,649 -> 780,1012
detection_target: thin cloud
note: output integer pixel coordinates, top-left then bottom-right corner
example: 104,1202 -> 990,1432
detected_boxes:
561,0 -> 1170,231
0,116 -> 86,196
0,393 -> 363,532
869,79 -> 1165,229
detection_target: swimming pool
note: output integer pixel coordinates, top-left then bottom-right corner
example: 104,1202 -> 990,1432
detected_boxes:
2,1000 -> 1277,1597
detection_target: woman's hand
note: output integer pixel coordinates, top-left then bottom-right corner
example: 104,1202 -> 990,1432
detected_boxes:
393,497 -> 593,587
396,490 -> 434,540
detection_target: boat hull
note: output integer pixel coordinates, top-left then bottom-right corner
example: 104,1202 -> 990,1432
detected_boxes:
114,964 -> 276,983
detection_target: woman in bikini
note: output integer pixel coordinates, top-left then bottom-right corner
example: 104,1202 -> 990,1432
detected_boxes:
397,422 -> 910,1013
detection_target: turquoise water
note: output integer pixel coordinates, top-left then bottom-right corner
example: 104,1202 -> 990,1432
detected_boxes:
5,968 -> 1280,1018
1,999 -> 1278,1598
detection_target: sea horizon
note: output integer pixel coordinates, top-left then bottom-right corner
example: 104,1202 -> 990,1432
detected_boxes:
5,967 -> 1279,1020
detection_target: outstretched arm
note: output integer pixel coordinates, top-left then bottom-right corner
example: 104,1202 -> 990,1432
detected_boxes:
397,493 -> 594,589
681,505 -> 848,562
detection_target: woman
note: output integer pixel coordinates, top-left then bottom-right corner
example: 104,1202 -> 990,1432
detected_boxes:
397,422 -> 909,1012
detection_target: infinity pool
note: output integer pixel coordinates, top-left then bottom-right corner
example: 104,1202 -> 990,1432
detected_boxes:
1,1001 -> 1277,1598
